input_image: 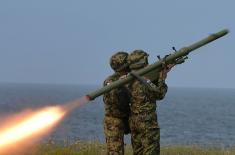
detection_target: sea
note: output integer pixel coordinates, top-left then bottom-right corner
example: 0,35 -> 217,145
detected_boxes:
0,83 -> 235,147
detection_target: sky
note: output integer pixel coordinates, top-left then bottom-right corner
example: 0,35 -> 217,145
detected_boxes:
0,0 -> 234,88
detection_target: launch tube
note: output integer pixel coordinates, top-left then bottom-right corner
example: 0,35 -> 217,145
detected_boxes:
86,29 -> 229,100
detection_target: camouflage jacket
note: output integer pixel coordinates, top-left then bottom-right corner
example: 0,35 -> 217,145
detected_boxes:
129,77 -> 168,115
103,73 -> 130,118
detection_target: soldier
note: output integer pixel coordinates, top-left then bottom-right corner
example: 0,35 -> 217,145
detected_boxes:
127,50 -> 172,155
103,51 -> 131,155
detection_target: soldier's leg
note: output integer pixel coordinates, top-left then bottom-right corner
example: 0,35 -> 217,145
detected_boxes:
105,137 -> 124,155
142,113 -> 160,155
130,115 -> 144,155
104,117 -> 124,155
131,131 -> 143,155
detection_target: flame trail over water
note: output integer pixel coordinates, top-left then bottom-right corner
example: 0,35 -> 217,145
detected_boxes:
0,96 -> 90,154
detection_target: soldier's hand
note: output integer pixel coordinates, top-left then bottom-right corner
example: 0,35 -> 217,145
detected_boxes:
159,64 -> 175,79
166,64 -> 175,70
119,75 -> 127,79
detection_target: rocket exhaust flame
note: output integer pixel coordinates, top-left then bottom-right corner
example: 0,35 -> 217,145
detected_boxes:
0,106 -> 65,148
62,96 -> 90,112
0,96 -> 90,154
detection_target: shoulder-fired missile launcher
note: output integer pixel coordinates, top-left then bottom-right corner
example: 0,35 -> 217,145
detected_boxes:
86,29 -> 229,101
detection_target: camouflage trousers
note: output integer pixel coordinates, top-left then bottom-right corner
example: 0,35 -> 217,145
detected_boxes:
129,112 -> 160,155
104,116 -> 129,155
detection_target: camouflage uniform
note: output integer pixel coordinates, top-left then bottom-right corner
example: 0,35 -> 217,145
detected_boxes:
103,52 -> 130,155
128,50 -> 168,155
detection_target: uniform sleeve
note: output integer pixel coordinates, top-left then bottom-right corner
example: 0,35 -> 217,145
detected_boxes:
103,79 -> 116,104
151,78 -> 168,100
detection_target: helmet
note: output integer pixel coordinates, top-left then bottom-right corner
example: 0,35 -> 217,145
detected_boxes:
128,49 -> 149,69
110,51 -> 129,72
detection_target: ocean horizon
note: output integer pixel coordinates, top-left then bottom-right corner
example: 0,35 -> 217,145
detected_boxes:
0,83 -> 234,147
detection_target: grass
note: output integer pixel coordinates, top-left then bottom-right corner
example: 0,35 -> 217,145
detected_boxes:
30,140 -> 235,155
161,145 -> 235,155
33,140 -> 132,155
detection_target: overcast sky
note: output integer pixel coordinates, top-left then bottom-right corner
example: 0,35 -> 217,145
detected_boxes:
0,0 -> 234,88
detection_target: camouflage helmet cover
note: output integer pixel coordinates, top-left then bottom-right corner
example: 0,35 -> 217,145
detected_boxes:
128,49 -> 149,69
109,51 -> 129,72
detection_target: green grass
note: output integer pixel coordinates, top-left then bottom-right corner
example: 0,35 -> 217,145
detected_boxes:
161,145 -> 235,155
33,140 -> 133,155
32,141 -> 235,155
